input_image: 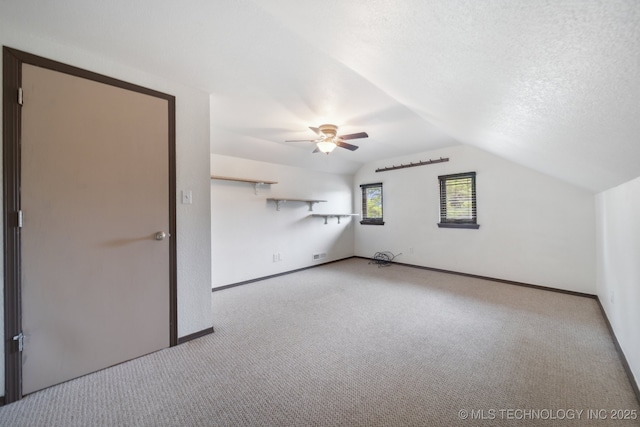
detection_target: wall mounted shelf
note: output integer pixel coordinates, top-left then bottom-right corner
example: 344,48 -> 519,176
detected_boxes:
267,198 -> 327,211
211,175 -> 277,194
311,214 -> 360,224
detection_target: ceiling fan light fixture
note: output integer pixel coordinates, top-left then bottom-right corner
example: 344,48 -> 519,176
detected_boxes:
285,123 -> 367,154
316,140 -> 337,153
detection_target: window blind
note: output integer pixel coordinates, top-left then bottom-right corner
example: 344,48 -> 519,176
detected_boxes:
438,172 -> 476,224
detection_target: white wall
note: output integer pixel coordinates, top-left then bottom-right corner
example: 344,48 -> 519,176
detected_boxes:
211,154 -> 354,287
354,145 -> 596,293
1,27 -> 214,395
596,176 -> 640,389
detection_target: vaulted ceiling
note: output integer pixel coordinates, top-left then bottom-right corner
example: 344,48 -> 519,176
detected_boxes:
2,1 -> 639,191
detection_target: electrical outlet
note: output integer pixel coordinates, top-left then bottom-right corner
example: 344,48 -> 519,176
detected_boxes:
409,247 -> 414,254
312,252 -> 327,261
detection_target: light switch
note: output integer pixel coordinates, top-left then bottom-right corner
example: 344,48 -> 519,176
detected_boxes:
182,190 -> 193,205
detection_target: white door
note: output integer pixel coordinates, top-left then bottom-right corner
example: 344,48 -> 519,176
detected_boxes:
20,63 -> 171,394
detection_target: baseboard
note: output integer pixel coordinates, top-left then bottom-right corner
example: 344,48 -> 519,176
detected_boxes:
595,298 -> 640,405
215,256 -> 596,298
177,327 -> 214,344
354,256 -> 597,299
211,256 -> 356,292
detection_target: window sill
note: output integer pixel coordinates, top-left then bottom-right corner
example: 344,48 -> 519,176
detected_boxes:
360,220 -> 385,226
437,223 -> 480,229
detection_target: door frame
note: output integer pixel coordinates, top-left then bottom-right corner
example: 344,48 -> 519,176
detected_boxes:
2,47 -> 178,403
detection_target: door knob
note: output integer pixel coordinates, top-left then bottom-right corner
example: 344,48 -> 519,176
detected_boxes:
155,231 -> 170,241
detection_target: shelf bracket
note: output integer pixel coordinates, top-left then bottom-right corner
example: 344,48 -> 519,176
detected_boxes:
268,198 -> 326,211
311,214 -> 359,224
252,183 -> 266,195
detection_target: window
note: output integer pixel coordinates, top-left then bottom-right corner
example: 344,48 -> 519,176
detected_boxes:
360,182 -> 384,225
438,172 -> 479,229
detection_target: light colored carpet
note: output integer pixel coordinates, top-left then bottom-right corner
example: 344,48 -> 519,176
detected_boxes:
0,258 -> 638,426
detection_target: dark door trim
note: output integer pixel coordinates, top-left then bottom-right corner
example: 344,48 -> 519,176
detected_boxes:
2,46 -> 178,403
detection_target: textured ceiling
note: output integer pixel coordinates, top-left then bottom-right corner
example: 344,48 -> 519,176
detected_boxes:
2,0 -> 639,191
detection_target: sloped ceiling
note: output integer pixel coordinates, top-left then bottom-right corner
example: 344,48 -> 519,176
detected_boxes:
2,1 -> 639,191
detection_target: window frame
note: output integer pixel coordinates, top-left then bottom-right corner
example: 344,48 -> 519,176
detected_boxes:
437,172 -> 479,229
360,182 -> 384,225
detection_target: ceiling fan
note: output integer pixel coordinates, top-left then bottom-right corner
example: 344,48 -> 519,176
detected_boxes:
285,124 -> 368,154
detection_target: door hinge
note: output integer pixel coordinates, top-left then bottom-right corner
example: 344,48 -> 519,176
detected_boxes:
18,210 -> 23,228
13,333 -> 24,352
18,88 -> 23,106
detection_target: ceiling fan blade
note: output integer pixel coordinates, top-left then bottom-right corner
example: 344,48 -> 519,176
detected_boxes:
336,141 -> 359,151
285,139 -> 317,142
309,126 -> 321,135
338,131 -> 368,140
312,147 -> 320,153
